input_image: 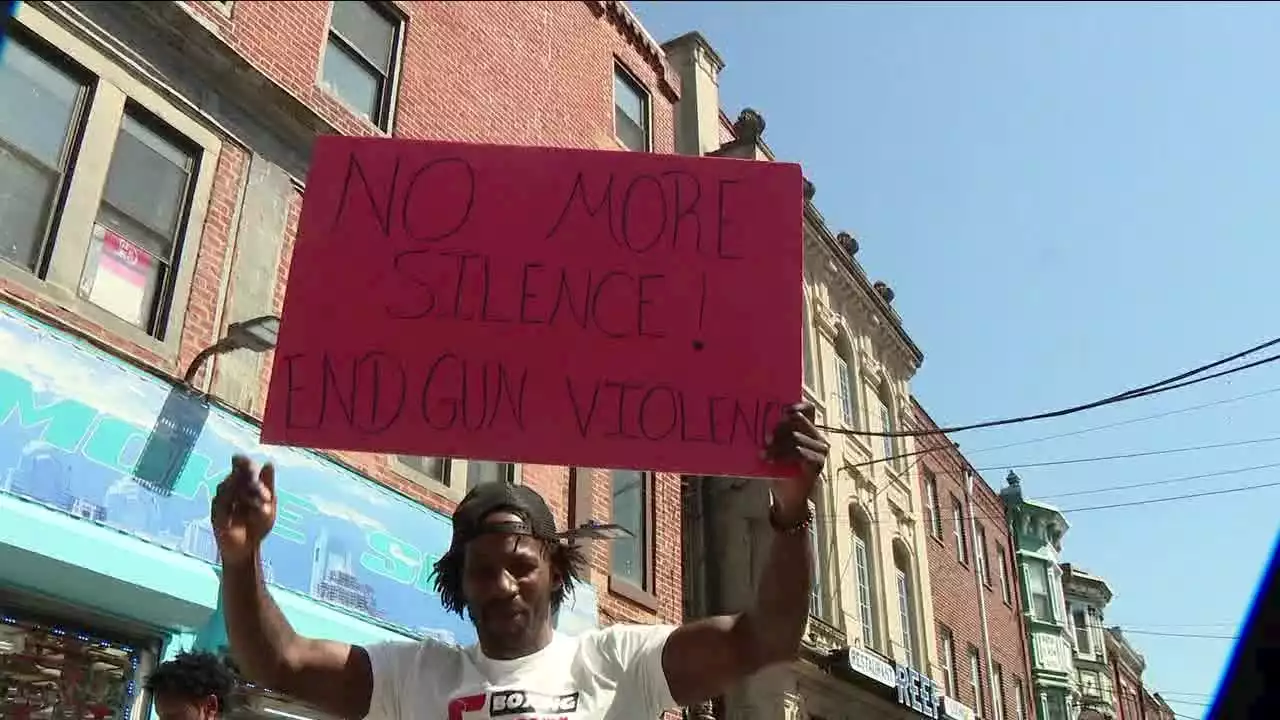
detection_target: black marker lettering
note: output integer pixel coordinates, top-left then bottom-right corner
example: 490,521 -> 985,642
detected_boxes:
543,172 -> 616,244
386,249 -> 438,320
549,268 -> 589,329
605,381 -> 644,439
353,351 -> 406,434
320,354 -> 357,427
332,151 -> 400,236
420,353 -> 461,431
479,254 -> 511,323
493,363 -> 528,431
519,262 -> 547,324
565,377 -> 602,438
402,157 -> 476,243
662,170 -> 702,254
619,174 -> 666,254
282,354 -> 320,429
677,389 -> 711,443
637,273 -> 664,339
638,385 -> 678,441
589,271 -> 632,339
442,250 -> 484,321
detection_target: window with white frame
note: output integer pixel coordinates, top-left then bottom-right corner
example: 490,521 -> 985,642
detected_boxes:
1013,677 -> 1028,720
808,499 -> 826,620
997,544 -> 1013,604
613,64 -> 650,151
939,626 -> 957,696
968,646 -> 985,717
802,296 -> 817,390
835,354 -> 857,427
321,0 -> 402,128
1073,609 -> 1092,653
0,10 -> 220,353
993,662 -> 1006,720
924,471 -> 942,538
975,523 -> 991,586
1026,562 -> 1054,621
609,469 -> 653,594
876,386 -> 897,466
852,507 -> 879,649
394,458 -> 514,499
952,496 -> 968,564
894,549 -> 917,668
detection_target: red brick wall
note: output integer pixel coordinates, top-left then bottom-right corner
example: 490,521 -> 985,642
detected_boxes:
912,399 -> 1037,720
6,0 -> 682,631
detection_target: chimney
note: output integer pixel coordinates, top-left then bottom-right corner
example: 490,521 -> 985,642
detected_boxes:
661,31 -> 726,156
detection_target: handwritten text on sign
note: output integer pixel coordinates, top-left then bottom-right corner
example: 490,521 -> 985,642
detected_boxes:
261,137 -> 803,478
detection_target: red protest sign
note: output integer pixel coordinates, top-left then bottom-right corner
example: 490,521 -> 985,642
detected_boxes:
261,136 -> 803,478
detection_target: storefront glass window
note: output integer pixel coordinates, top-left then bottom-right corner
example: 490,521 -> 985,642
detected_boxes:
0,613 -> 141,720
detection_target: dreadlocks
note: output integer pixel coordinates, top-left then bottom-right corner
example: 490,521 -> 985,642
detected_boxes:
430,538 -> 588,616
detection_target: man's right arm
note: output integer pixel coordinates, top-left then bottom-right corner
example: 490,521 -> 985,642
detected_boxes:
221,554 -> 375,720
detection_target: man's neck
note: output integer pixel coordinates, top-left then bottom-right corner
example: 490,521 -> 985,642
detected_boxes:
480,627 -> 555,660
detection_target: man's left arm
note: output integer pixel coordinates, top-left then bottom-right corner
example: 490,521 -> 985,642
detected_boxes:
660,403 -> 828,707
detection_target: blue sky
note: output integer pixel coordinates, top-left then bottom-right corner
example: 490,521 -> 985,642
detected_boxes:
630,2 -> 1280,716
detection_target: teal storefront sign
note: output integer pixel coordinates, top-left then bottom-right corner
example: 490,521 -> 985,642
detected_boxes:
0,305 -> 599,642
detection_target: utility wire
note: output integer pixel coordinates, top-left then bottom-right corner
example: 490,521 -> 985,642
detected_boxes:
844,434 -> 1280,485
1122,629 -> 1240,640
830,384 -> 1280,477
817,335 -> 1280,438
1038,460 -> 1280,500
816,478 -> 1280,528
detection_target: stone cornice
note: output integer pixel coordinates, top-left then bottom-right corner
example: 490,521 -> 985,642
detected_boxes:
586,1 -> 680,102
804,215 -> 923,381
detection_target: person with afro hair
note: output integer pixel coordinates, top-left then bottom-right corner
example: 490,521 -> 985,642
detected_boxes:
145,650 -> 235,720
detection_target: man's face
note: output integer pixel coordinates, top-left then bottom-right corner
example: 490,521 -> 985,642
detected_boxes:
153,692 -> 218,720
462,511 -> 558,657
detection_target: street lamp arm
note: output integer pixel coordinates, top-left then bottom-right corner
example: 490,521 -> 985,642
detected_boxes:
182,340 -> 232,387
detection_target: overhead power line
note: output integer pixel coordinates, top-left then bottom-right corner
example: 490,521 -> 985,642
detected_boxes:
1122,629 -> 1241,640
844,434 -> 1280,485
820,478 -> 1280,528
817,335 -> 1280,438
1039,460 -> 1280,500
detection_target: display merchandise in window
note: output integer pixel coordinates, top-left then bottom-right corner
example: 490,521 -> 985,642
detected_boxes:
0,612 -> 141,719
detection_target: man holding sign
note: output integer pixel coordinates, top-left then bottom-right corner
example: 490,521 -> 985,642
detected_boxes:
212,403 -> 827,720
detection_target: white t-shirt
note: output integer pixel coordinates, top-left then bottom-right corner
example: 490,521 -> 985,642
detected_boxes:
365,625 -> 678,720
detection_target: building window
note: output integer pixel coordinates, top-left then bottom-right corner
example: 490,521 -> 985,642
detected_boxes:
993,662 -> 1006,720
0,31 -> 85,274
0,611 -> 150,720
1045,696 -> 1068,720
894,544 -> 918,668
876,384 -> 898,466
975,523 -> 990,586
952,495 -> 968,564
852,506 -> 879,649
1026,562 -> 1053,621
924,471 -> 941,538
836,353 -> 857,428
321,0 -> 402,128
968,646 -> 985,717
939,626 -> 957,696
997,544 -> 1013,604
1013,678 -> 1028,720
1074,609 -> 1092,653
396,455 -> 448,485
0,12 -> 220,353
466,461 -> 515,489
808,499 -> 830,621
83,110 -> 197,332
609,469 -> 654,600
613,64 -> 650,151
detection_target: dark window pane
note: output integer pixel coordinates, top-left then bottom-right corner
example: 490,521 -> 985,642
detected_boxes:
613,70 -> 649,151
100,114 -> 193,257
0,148 -> 59,270
610,470 -> 646,585
322,39 -> 381,120
0,37 -> 81,165
331,0 -> 396,73
466,461 -> 511,490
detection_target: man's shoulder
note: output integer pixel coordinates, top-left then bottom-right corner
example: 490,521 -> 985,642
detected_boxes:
367,634 -> 470,667
570,623 -> 677,661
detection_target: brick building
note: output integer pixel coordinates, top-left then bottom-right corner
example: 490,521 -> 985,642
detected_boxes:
0,1 -> 683,717
912,400 -> 1037,720
1106,627 -> 1147,720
